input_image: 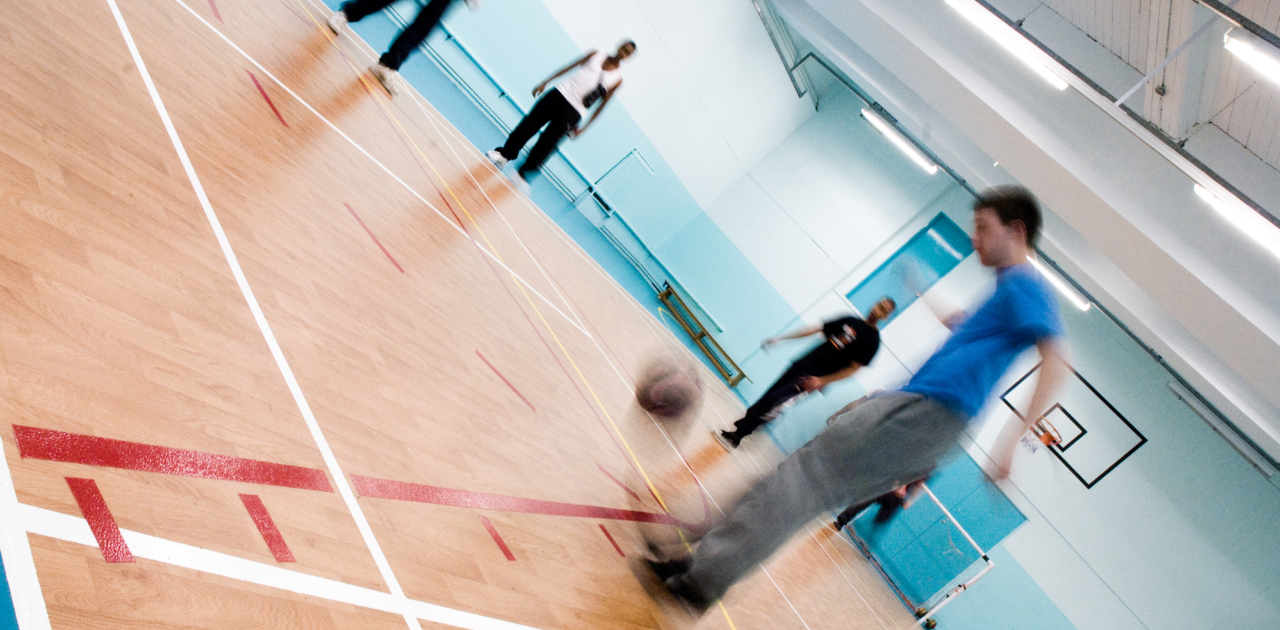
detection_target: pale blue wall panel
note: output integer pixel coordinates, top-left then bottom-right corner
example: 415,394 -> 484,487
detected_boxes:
933,546 -> 1077,630
654,213 -> 800,362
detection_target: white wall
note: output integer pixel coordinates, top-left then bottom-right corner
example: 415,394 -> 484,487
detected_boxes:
703,87 -> 955,314
535,0 -> 819,208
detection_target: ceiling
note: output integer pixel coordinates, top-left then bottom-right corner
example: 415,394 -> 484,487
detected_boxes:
1040,0 -> 1280,174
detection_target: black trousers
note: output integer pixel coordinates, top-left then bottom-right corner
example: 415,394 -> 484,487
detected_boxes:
730,365 -> 809,437
496,89 -> 582,177
342,0 -> 454,70
835,492 -> 904,528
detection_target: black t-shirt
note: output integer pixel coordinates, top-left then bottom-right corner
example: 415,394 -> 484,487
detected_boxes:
790,317 -> 881,377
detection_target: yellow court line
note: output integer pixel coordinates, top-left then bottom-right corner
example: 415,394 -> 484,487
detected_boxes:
286,4 -> 734,624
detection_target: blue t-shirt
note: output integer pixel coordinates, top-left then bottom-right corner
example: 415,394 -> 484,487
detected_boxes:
902,264 -> 1065,418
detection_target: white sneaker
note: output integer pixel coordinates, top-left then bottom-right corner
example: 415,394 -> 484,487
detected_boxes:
486,150 -> 508,167
327,10 -> 347,35
511,172 -> 531,195
370,63 -> 403,97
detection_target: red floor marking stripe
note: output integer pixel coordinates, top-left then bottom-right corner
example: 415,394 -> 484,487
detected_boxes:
282,1 -> 313,28
239,494 -> 296,562
596,463 -> 642,503
65,478 -> 133,563
246,70 -> 288,127
344,203 -> 405,273
477,515 -> 516,561
352,475 -> 686,526
15,425 -> 333,492
207,0 -> 222,21
599,524 -> 625,557
475,350 -> 535,412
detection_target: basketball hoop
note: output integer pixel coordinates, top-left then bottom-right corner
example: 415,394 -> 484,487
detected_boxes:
1032,416 -> 1062,447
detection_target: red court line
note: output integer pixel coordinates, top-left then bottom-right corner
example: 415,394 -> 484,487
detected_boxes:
246,70 -> 289,127
352,475 -> 686,526
475,350 -> 535,412
344,203 -> 405,273
207,0 -> 222,22
239,494 -> 296,562
477,515 -> 516,561
15,425 -> 333,492
598,524 -> 625,557
65,478 -> 133,563
596,463 -> 642,504
282,1 -> 314,28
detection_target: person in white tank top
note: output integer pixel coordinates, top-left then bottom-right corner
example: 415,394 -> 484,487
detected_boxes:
488,41 -> 636,192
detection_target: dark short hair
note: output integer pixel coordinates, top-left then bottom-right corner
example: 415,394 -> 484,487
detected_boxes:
974,186 -> 1041,246
619,40 -> 636,53
879,297 -> 896,312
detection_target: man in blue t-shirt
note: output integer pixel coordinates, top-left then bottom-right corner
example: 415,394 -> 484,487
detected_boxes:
638,187 -> 1071,616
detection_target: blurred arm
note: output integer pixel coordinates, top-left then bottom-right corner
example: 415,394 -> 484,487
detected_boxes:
763,323 -> 824,347
990,339 -> 1070,479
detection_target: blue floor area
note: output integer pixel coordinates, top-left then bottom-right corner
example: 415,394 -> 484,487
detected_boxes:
0,553 -> 18,630
334,8 -> 735,392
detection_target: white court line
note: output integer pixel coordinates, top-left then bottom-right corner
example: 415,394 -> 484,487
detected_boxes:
166,0 -> 588,338
0,411 -> 52,630
761,568 -> 814,630
407,98 -> 590,336
106,1 -> 418,627
18,504 -> 537,630
807,525 -> 892,630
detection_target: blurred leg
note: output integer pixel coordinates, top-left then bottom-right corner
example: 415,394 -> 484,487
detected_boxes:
678,393 -> 964,602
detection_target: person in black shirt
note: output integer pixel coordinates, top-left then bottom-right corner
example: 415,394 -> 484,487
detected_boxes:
715,297 -> 896,450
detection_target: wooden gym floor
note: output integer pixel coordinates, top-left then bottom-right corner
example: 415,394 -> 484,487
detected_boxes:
0,0 -> 920,628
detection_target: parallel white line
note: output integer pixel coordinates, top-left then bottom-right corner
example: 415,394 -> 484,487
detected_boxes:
19,504 -> 536,630
108,1 -> 414,627
0,390 -> 52,630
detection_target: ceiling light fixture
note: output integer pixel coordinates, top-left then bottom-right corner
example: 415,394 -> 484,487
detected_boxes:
1193,184 -> 1280,259
860,108 -> 938,174
1224,28 -> 1280,85
1027,256 -> 1090,311
944,0 -> 1069,91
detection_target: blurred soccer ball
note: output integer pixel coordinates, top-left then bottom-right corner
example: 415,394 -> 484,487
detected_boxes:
634,358 -> 702,419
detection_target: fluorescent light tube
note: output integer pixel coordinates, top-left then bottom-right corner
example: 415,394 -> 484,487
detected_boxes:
1224,28 -> 1280,85
1194,184 -> 1280,259
860,109 -> 938,175
945,0 -> 1069,91
1027,256 -> 1090,311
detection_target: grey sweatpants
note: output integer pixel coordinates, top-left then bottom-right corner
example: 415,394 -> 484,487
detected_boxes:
683,392 -> 966,601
